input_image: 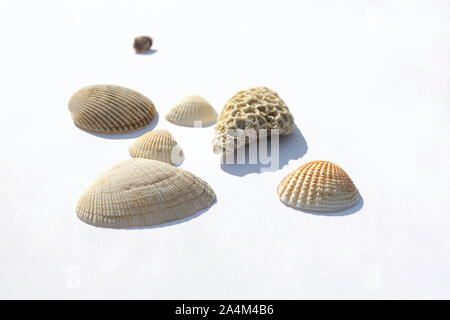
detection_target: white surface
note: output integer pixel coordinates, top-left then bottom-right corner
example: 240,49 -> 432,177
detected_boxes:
0,0 -> 449,299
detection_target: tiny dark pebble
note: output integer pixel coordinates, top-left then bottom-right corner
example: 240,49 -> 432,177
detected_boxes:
133,36 -> 153,53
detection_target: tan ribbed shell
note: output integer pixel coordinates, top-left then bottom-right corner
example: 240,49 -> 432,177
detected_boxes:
212,87 -> 295,154
69,85 -> 156,134
129,129 -> 184,165
76,159 -> 216,228
165,95 -> 217,127
277,161 -> 360,212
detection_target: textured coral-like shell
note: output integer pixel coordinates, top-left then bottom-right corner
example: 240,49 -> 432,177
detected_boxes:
76,159 -> 216,228
129,129 -> 184,165
212,87 -> 295,154
165,95 -> 217,127
69,85 -> 156,134
277,161 -> 360,212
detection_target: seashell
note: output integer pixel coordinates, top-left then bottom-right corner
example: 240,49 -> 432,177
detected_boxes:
212,87 -> 295,154
129,129 -> 184,165
69,85 -> 157,134
76,159 -> 216,228
165,95 -> 217,127
133,36 -> 152,53
277,160 -> 360,212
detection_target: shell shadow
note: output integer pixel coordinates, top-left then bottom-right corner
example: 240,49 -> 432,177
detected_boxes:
79,113 -> 159,139
220,126 -> 308,176
286,196 -> 364,217
136,49 -> 158,55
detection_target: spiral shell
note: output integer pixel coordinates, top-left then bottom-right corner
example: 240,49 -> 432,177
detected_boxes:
69,85 -> 156,134
277,160 -> 360,212
76,159 -> 216,228
165,95 -> 217,127
129,129 -> 184,165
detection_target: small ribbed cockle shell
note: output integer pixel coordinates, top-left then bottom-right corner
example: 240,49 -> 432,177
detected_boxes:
165,95 -> 217,127
277,160 -> 360,212
76,159 -> 216,228
129,129 -> 184,165
68,84 -> 156,134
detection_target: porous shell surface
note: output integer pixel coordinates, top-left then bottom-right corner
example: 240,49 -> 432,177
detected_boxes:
129,129 -> 184,165
76,159 -> 216,228
165,95 -> 217,127
69,85 -> 156,134
212,87 -> 295,154
277,160 -> 360,212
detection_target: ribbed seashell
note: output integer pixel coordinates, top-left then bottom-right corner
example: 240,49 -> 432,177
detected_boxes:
76,159 -> 216,228
69,85 -> 157,134
277,161 -> 360,212
129,129 -> 184,165
165,95 -> 217,127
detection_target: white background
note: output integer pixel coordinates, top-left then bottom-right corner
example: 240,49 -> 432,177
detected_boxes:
0,0 -> 449,299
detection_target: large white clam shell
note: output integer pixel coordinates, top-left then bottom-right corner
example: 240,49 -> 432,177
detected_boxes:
76,159 -> 216,228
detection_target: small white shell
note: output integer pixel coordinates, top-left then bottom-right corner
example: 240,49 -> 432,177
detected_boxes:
76,159 -> 216,228
129,129 -> 184,165
165,95 -> 217,127
277,160 -> 360,212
